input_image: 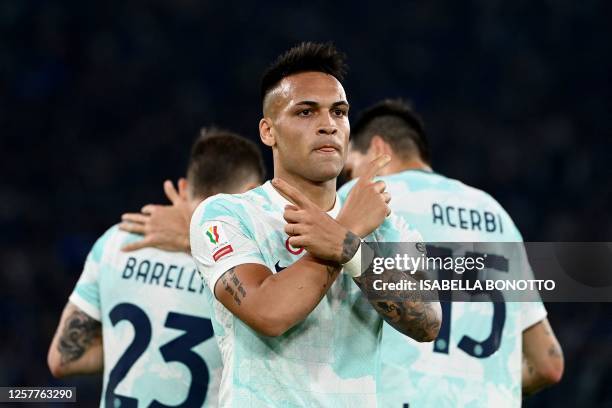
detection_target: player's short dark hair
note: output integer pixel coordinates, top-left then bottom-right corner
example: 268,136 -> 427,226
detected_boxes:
187,128 -> 265,198
260,42 -> 348,104
351,99 -> 430,164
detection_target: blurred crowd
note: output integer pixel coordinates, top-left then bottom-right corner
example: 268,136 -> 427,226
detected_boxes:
1,1 -> 610,406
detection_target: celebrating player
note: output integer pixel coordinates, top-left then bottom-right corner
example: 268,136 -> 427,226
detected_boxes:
47,129 -> 265,407
341,99 -> 564,406
189,43 -> 441,407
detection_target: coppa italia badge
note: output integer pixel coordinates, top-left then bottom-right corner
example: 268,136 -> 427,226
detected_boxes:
205,223 -> 233,261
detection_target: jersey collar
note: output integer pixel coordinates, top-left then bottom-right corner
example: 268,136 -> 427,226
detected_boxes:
263,181 -> 341,218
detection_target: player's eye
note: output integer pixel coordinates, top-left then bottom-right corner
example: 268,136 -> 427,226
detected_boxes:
298,109 -> 312,117
333,108 -> 347,117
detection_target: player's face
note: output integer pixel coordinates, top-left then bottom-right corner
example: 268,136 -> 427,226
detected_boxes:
344,142 -> 377,180
267,72 -> 350,182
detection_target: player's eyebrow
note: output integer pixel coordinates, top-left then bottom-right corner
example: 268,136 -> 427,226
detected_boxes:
294,100 -> 350,108
331,101 -> 350,109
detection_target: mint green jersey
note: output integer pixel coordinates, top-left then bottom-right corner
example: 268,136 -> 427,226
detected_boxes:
69,225 -> 222,408
190,181 -> 423,407
338,170 -> 547,408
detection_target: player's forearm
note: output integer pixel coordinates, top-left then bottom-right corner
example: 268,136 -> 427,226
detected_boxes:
49,342 -> 103,377
522,354 -> 562,398
521,319 -> 564,397
258,256 -> 341,335
48,303 -> 103,378
522,355 -> 545,397
220,255 -> 342,337
354,270 -> 441,342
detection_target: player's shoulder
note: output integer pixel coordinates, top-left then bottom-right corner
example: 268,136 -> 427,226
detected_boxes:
398,170 -> 504,210
449,177 -> 512,216
383,169 -> 468,195
339,170 -> 445,199
88,224 -> 140,263
441,174 -> 523,240
191,183 -> 271,228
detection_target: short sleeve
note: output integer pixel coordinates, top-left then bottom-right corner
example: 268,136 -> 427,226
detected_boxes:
520,301 -> 548,331
515,242 -> 548,330
190,197 -> 267,295
68,227 -> 118,321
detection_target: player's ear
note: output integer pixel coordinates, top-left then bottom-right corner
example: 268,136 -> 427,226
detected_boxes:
371,135 -> 392,157
178,178 -> 189,200
260,118 -> 276,147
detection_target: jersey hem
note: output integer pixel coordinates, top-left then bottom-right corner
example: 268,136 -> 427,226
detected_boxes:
68,293 -> 102,321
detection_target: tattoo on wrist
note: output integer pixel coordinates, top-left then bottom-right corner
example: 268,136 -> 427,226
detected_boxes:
58,309 -> 101,365
340,231 -> 360,264
221,268 -> 247,306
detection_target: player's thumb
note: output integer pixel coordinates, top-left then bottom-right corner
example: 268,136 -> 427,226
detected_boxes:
164,180 -> 180,204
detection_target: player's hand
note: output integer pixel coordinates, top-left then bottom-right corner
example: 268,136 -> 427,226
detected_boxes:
336,154 -> 391,238
272,178 -> 355,264
119,179 -> 192,253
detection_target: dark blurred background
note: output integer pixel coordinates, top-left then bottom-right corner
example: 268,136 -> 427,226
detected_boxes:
1,0 -> 611,406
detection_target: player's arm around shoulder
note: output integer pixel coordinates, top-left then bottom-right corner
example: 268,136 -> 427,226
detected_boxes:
190,194 -> 344,337
522,318 -> 564,397
48,301 -> 103,378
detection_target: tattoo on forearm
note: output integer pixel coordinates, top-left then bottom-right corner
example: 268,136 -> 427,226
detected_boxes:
221,268 -> 247,306
355,263 -> 440,341
58,309 -> 101,365
340,231 -> 360,264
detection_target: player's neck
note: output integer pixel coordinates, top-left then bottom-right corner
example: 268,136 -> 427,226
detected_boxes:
272,170 -> 337,211
386,158 -> 432,175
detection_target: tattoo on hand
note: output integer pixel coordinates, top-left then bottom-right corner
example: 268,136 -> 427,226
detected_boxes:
221,268 -> 247,306
58,309 -> 101,365
340,231 -> 360,264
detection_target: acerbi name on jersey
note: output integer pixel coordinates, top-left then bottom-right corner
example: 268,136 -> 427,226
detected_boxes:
372,278 -> 556,291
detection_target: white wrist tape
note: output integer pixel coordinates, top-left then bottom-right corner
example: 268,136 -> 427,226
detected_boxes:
342,243 -> 363,278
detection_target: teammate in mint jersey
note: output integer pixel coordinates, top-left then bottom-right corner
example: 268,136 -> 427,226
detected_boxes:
48,129 -> 265,408
340,99 -> 564,406
190,43 -> 441,407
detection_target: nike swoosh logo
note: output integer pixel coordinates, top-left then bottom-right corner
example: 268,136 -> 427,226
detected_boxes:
274,261 -> 287,273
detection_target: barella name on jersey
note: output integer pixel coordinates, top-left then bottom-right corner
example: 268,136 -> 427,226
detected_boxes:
432,203 -> 504,233
121,256 -> 206,294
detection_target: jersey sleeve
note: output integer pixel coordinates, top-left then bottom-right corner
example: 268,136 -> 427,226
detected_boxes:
520,301 -> 548,331
68,226 -> 118,321
190,196 -> 266,295
515,242 -> 548,330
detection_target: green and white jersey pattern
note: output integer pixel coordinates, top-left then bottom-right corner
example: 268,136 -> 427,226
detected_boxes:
70,225 -> 222,408
190,181 -> 422,407
339,170 -> 547,408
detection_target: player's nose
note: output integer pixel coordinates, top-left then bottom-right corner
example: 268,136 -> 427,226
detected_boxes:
316,112 -> 338,135
317,126 -> 337,135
